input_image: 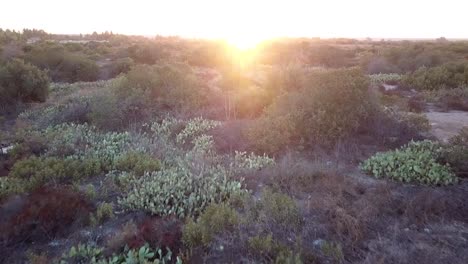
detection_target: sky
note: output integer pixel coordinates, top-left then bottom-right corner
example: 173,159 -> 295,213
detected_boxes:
1,0 -> 467,40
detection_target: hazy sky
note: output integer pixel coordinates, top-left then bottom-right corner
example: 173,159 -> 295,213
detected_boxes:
1,0 -> 467,39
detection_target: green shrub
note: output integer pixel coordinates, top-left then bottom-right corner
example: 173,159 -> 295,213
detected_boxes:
9,156 -> 106,189
247,114 -> 298,154
231,151 -> 275,171
248,234 -> 275,255
0,177 -> 25,200
59,243 -> 181,264
321,241 -> 344,263
182,203 -> 239,248
90,202 -> 114,226
43,123 -> 130,168
369,73 -> 402,85
274,250 -> 303,264
25,44 -> 99,82
397,111 -> 431,132
84,184 -> 97,200
109,57 -> 134,76
0,58 -> 50,105
180,191 -> 305,262
257,189 -> 303,229
119,117 -> 271,219
361,140 -> 458,185
423,87 -> 468,111
402,62 -> 468,90
248,68 -> 374,152
114,63 -> 208,112
60,243 -> 103,263
114,152 -> 161,176
119,167 -> 244,218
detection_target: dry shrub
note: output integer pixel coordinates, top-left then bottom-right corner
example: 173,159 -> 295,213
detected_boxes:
0,186 -> 92,246
403,190 -> 447,225
209,120 -> 252,154
262,154 -> 344,196
403,187 -> 468,225
328,207 -> 364,243
106,221 -> 138,252
107,216 -> 182,254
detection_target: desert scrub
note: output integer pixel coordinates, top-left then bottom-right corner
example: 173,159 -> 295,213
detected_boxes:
182,203 -> 239,247
248,68 -> 375,152
114,152 -> 161,176
149,117 -> 220,146
114,63 -> 208,112
182,191 -> 305,262
175,117 -> 221,145
90,202 -> 114,226
9,156 -> 106,188
119,167 -> 245,218
0,177 -> 25,200
442,127 -> 468,177
361,140 -> 457,185
254,189 -> 303,229
369,73 -> 402,85
119,117 -> 273,218
422,87 -> 468,111
396,111 -> 431,132
402,62 -> 468,90
43,123 -> 130,167
231,151 -> 275,171
59,243 -> 181,264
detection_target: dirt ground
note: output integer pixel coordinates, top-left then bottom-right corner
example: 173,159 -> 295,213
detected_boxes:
426,111 -> 468,141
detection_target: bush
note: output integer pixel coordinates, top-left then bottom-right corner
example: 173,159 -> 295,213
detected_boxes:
182,203 -> 239,248
114,63 -> 208,112
369,73 -> 402,85
365,107 -> 429,147
0,59 -> 49,105
119,167 -> 244,218
423,87 -> 468,111
0,177 -> 25,201
255,189 -> 303,229
361,140 -> 458,185
119,117 -> 271,219
59,243 -> 181,264
443,127 -> 468,177
109,57 -> 134,76
25,44 -> 99,82
56,54 -> 99,82
0,187 -> 92,245
8,132 -> 47,162
9,156 -> 106,189
90,202 -> 114,226
43,123 -> 130,167
248,68 -> 374,153
114,152 -> 161,176
18,101 -> 91,129
402,62 -> 468,90
181,191 -> 304,263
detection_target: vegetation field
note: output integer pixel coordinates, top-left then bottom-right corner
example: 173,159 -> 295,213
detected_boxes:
1,29 -> 468,264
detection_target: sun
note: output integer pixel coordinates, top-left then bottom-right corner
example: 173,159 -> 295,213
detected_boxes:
226,36 -> 262,50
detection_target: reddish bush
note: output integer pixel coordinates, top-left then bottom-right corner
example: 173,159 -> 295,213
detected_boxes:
115,216 -> 182,254
0,186 -> 92,246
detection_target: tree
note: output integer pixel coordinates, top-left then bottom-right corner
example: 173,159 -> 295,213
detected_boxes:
0,59 -> 50,105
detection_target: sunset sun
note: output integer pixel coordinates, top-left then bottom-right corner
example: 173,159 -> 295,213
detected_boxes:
226,36 -> 262,50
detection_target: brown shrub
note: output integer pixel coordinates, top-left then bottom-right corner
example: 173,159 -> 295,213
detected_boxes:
328,207 -> 364,243
0,186 -> 92,246
107,216 -> 182,254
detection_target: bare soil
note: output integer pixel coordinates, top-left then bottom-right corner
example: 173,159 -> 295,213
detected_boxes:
426,111 -> 468,141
